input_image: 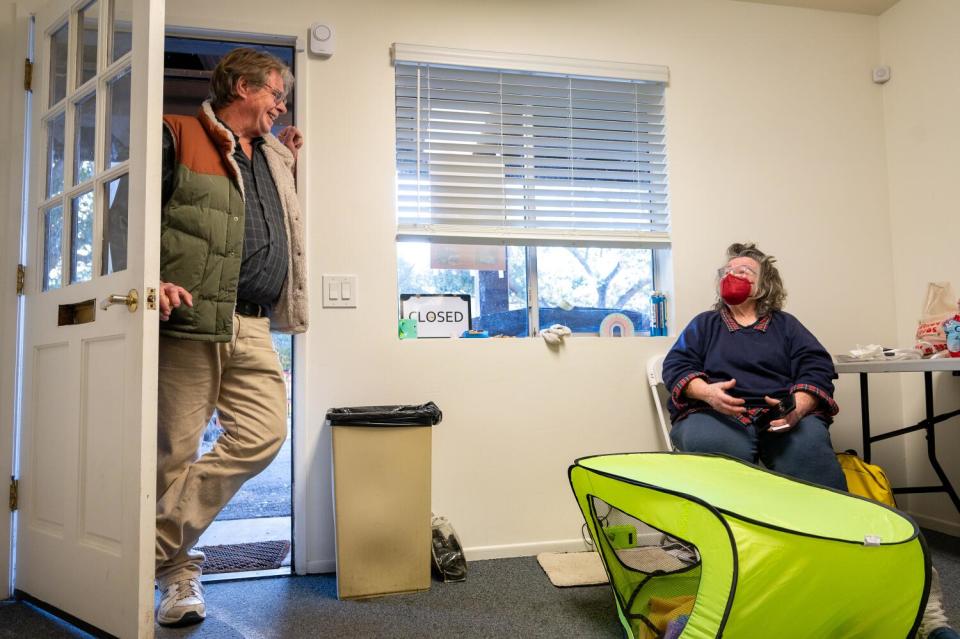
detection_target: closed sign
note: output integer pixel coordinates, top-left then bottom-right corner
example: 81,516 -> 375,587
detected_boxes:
400,294 -> 472,338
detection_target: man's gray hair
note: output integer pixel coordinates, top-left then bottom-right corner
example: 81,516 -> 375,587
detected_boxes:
208,47 -> 294,109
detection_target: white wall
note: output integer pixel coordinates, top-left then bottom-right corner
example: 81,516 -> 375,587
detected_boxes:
880,0 -> 960,534
123,0 -> 909,569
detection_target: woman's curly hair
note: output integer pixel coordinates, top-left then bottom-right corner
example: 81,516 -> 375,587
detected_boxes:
713,242 -> 786,316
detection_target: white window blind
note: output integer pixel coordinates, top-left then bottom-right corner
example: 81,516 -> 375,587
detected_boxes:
394,46 -> 670,248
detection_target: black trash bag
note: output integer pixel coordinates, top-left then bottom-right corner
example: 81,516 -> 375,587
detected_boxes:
325,402 -> 443,426
431,515 -> 467,582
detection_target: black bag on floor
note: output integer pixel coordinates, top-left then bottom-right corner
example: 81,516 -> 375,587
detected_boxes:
431,515 -> 467,582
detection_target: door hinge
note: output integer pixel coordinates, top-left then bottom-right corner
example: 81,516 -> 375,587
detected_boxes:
16,264 -> 25,296
23,58 -> 33,92
9,477 -> 18,512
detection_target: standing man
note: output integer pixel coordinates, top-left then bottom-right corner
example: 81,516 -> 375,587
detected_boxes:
154,48 -> 307,627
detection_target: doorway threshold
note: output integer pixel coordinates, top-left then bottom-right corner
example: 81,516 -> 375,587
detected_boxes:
202,565 -> 291,583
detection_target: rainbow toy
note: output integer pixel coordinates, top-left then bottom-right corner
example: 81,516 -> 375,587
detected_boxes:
599,312 -> 635,337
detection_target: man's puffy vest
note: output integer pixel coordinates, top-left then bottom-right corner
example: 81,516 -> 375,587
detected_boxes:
161,102 -> 309,341
161,110 -> 246,342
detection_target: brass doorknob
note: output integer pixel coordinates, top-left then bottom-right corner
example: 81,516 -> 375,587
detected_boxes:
100,289 -> 139,313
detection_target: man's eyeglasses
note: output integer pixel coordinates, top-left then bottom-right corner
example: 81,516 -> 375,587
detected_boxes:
261,83 -> 286,105
718,265 -> 758,278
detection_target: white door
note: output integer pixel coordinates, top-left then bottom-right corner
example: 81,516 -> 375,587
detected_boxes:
15,0 -> 164,636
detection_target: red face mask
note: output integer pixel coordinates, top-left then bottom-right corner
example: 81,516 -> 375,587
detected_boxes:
720,274 -> 752,306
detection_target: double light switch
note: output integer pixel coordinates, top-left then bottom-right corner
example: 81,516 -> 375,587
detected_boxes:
322,275 -> 358,308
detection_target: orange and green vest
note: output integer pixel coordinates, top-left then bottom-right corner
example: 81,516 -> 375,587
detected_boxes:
161,110 -> 247,341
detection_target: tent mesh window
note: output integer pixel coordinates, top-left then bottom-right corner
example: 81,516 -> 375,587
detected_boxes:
590,496 -> 701,639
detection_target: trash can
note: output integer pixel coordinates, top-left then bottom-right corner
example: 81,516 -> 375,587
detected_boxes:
327,402 -> 442,599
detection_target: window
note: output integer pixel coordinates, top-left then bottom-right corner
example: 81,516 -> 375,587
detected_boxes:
394,44 -> 670,337
40,0 -> 134,291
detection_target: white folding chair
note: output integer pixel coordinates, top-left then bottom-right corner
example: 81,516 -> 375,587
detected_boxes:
645,353 -> 674,451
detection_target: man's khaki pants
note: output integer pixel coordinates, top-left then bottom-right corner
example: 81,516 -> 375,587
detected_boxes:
155,314 -> 287,587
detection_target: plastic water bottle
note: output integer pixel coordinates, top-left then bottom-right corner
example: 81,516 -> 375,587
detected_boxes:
650,292 -> 667,337
945,315 -> 960,358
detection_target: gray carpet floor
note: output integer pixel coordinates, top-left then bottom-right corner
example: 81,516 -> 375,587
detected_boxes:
2,528 -> 959,638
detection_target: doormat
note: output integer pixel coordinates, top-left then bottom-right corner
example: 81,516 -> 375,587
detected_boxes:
538,547 -> 692,587
536,551 -> 608,587
197,540 -> 291,575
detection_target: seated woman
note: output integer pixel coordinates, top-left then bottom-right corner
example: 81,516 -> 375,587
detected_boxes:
663,241 -> 957,639
662,242 -> 846,490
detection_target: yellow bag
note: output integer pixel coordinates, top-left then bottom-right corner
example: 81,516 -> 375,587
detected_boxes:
836,450 -> 897,508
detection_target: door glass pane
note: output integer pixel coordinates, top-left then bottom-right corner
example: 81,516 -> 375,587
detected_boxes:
77,1 -> 99,87
46,113 -> 66,198
110,0 -> 132,61
49,22 -> 69,107
102,174 -> 128,275
106,69 -> 131,167
70,191 -> 94,283
74,92 -> 97,184
43,204 -> 64,291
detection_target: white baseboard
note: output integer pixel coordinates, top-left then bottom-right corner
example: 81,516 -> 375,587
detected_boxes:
463,538 -> 590,561
908,512 -> 960,537
465,532 -> 663,561
302,532 -> 666,573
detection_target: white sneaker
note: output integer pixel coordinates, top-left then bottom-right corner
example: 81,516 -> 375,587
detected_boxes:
157,578 -> 206,627
920,567 -> 957,639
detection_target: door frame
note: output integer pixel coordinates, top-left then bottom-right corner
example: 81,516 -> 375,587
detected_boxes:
0,3 -> 36,599
160,23 -> 311,574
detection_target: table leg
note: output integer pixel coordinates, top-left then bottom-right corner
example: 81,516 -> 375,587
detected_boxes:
859,372 -> 871,463
923,371 -> 960,512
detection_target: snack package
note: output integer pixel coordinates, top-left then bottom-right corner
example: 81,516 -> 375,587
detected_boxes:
915,282 -> 957,356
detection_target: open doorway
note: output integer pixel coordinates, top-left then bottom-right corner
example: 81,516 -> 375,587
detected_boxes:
163,33 -> 297,579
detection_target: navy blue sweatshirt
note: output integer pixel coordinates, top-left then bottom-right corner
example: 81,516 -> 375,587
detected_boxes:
662,308 -> 839,424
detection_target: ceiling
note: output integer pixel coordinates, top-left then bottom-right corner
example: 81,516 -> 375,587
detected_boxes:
733,0 -> 900,16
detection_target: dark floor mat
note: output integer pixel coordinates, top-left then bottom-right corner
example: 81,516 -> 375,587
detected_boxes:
197,540 -> 291,574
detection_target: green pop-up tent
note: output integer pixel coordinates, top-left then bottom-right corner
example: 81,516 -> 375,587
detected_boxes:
568,453 -> 929,639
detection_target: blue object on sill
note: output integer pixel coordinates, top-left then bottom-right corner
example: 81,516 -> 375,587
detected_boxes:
650,292 -> 668,336
461,330 -> 489,338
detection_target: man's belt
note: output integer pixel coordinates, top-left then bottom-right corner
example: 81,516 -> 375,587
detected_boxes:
235,299 -> 268,318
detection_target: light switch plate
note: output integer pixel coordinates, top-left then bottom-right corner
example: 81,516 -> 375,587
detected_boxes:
322,275 -> 357,308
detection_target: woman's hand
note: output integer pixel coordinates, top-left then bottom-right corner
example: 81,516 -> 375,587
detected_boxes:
764,392 -> 817,432
686,378 -> 746,417
159,281 -> 193,321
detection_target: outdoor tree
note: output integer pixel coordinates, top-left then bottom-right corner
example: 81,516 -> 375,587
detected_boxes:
536,247 -> 653,312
